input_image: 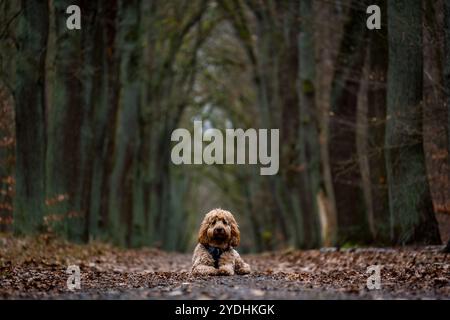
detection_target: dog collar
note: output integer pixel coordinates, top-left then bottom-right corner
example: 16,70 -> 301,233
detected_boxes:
203,244 -> 228,268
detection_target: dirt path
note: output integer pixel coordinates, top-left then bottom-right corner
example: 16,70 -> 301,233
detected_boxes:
0,236 -> 449,299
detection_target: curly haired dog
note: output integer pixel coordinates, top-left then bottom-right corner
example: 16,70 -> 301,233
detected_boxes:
192,209 -> 251,276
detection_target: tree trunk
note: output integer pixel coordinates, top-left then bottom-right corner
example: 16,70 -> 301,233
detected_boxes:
423,0 -> 447,242
386,0 -> 441,244
329,0 -> 370,244
13,0 -> 48,235
108,0 -> 142,246
298,0 -> 322,248
444,0 -> 450,222
46,0 -> 84,240
94,0 -> 121,239
79,0 -> 102,242
366,0 -> 390,243
0,1 -> 18,233
444,239 -> 450,252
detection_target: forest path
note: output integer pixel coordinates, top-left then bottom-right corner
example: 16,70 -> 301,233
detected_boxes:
0,236 -> 449,299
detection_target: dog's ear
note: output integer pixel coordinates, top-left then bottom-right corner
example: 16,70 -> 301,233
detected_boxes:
229,216 -> 240,247
198,217 -> 209,245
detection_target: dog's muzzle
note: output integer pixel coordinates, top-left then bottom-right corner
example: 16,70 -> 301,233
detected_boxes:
213,227 -> 226,239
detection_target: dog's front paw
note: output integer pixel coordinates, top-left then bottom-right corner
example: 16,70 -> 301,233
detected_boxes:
217,265 -> 235,276
236,262 -> 251,275
192,265 -> 219,276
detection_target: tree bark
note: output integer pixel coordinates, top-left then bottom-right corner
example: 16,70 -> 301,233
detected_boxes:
0,1 -> 18,233
366,0 -> 390,243
108,0 -> 142,246
298,0 -> 322,248
329,0 -> 370,244
46,0 -> 84,240
444,0 -> 450,223
386,0 -> 441,244
13,0 -> 49,235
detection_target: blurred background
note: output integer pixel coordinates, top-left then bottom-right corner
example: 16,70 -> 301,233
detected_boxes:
0,0 -> 449,252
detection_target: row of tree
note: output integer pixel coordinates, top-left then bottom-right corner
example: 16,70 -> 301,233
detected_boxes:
210,0 -> 446,249
0,0 -> 448,251
1,0 -> 214,249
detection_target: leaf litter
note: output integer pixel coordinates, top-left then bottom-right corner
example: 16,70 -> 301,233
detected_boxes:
0,235 -> 448,299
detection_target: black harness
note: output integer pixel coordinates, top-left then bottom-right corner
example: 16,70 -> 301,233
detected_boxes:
203,244 -> 228,268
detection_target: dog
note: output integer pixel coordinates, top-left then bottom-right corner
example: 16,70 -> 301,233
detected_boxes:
191,208 -> 251,276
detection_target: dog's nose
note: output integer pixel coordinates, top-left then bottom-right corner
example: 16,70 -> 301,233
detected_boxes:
215,227 -> 224,233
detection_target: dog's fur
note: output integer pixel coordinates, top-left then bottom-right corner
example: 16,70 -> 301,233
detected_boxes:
191,209 -> 251,276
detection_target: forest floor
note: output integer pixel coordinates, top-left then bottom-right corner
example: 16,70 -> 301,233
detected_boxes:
0,234 -> 449,300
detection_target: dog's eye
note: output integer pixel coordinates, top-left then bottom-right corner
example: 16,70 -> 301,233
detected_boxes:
223,220 -> 228,225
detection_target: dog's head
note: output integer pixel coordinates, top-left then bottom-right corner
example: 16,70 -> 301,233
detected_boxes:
198,208 -> 240,249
